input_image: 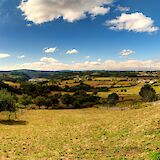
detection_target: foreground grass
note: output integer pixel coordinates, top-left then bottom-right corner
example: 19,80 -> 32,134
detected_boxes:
0,106 -> 159,160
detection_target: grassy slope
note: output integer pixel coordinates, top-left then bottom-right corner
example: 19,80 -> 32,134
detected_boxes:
0,106 -> 159,160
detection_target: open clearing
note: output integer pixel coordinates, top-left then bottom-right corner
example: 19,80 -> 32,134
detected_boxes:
0,106 -> 160,160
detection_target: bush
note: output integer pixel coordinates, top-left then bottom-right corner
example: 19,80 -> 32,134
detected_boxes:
60,94 -> 73,106
64,83 -> 93,92
139,84 -> 157,102
33,96 -> 47,107
61,92 -> 100,109
48,96 -> 59,106
0,90 -> 16,120
18,94 -> 32,106
107,93 -> 119,106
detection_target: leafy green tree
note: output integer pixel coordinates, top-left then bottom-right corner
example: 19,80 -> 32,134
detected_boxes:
107,93 -> 119,106
139,84 -> 157,102
33,96 -> 47,107
61,94 -> 73,106
48,96 -> 59,105
19,94 -> 32,106
0,90 -> 16,120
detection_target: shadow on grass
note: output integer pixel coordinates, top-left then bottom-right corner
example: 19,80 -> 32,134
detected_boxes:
0,120 -> 28,125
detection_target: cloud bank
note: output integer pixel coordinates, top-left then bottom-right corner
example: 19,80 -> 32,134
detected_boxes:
1,58 -> 160,71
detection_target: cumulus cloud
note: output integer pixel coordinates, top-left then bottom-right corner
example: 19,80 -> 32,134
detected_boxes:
117,6 -> 130,12
18,0 -> 113,24
0,53 -> 10,58
40,57 -> 58,63
90,7 -> 110,17
120,49 -> 135,56
106,12 -> 159,33
66,49 -> 79,54
44,47 -> 57,54
18,55 -> 25,59
85,56 -> 90,59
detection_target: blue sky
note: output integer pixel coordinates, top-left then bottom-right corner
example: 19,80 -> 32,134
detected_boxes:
0,0 -> 160,70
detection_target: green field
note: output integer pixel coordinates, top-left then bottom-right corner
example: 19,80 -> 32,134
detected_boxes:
0,106 -> 159,160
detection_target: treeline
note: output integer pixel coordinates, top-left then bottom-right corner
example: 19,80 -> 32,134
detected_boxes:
0,78 -> 158,120
0,70 -> 143,83
19,90 -> 100,109
0,80 -> 109,97
92,71 -> 139,77
0,89 -> 100,120
14,82 -> 108,97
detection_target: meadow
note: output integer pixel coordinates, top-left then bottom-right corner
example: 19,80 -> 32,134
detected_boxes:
0,105 -> 159,160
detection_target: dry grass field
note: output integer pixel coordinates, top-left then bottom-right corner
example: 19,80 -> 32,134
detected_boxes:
0,106 -> 159,160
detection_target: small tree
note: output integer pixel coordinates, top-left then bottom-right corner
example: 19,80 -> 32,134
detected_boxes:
0,90 -> 16,120
93,89 -> 98,95
60,94 -> 73,107
19,94 -> 32,106
139,84 -> 157,102
107,93 -> 119,106
33,96 -> 47,107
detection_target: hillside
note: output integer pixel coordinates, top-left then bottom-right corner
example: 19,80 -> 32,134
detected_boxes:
0,106 -> 159,160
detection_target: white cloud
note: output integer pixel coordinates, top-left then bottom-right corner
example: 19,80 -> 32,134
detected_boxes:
85,56 -> 90,59
26,23 -> 32,27
117,6 -> 130,12
106,12 -> 159,33
90,7 -> 110,17
18,55 -> 25,59
18,0 -> 113,24
1,58 -> 160,71
66,49 -> 79,54
40,57 -> 58,63
17,59 -> 160,71
44,47 -> 57,54
120,49 -> 135,56
0,53 -> 10,58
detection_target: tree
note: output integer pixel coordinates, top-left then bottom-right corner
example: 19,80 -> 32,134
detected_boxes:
107,93 -> 119,106
0,90 -> 16,120
139,84 -> 157,102
47,96 -> 59,108
18,94 -> 32,106
33,96 -> 59,109
93,89 -> 98,95
60,94 -> 73,106
33,96 -> 47,107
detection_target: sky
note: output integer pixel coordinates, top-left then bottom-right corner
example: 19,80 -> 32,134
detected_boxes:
0,0 -> 160,71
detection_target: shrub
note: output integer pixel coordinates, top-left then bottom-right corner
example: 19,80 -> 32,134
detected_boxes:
64,83 -> 92,92
0,90 -> 16,120
139,84 -> 157,102
18,94 -> 32,106
48,96 -> 59,106
107,93 -> 119,106
60,94 -> 74,106
33,96 -> 47,107
61,92 -> 100,109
